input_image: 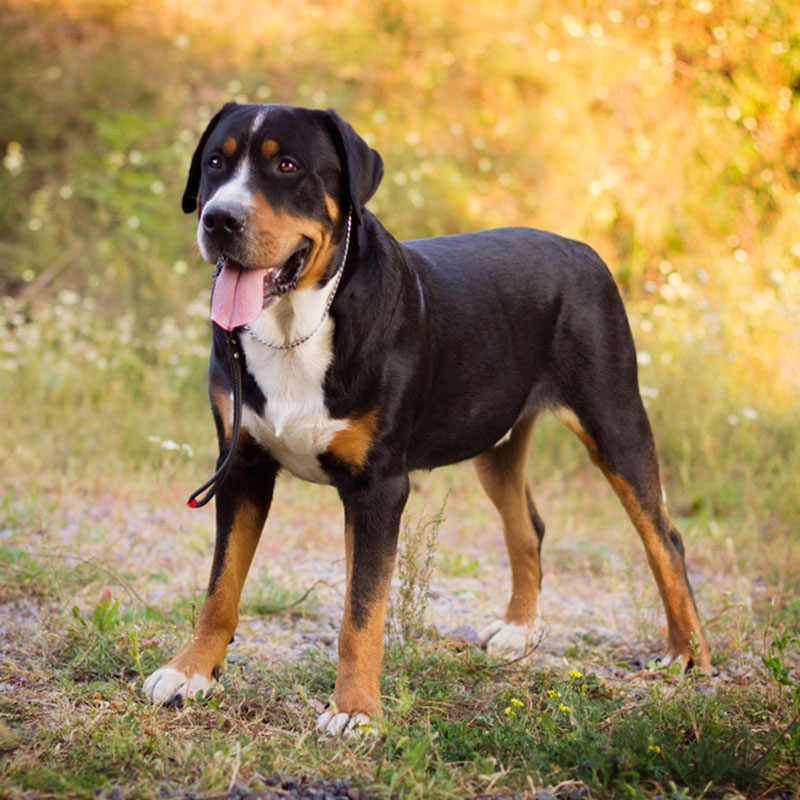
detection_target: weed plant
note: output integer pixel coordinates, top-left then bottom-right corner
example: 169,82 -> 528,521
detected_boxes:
388,502 -> 445,644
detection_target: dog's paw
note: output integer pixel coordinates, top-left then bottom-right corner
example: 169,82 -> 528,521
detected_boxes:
143,667 -> 213,707
316,706 -> 376,738
479,618 -> 542,658
660,648 -> 713,676
659,651 -> 681,670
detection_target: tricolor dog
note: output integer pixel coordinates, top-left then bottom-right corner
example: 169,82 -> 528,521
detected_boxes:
144,103 -> 711,733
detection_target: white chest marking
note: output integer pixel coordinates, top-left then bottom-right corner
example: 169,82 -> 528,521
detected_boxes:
239,285 -> 346,484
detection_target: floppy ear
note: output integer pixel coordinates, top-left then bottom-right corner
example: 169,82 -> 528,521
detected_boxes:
181,102 -> 238,214
322,109 -> 384,225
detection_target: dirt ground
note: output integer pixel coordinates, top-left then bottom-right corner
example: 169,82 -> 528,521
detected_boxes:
15,463 -> 769,693
1,461 -> 787,800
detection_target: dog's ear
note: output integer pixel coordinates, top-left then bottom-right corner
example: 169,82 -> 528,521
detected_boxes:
322,109 -> 384,225
182,103 -> 238,214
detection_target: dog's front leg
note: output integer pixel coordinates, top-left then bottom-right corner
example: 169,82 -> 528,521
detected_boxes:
144,449 -> 277,706
317,474 -> 410,735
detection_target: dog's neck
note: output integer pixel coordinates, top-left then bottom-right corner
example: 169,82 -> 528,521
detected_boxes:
248,280 -> 338,349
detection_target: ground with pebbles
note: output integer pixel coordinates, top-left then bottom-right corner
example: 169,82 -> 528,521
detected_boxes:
1,467 -> 775,799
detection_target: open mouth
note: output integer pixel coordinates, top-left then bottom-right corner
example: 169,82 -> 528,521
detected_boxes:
210,240 -> 313,332
263,240 -> 311,299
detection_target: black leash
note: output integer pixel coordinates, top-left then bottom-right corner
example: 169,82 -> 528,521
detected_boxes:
187,331 -> 244,508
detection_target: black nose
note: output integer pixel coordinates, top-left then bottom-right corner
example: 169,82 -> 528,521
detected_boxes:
202,205 -> 247,236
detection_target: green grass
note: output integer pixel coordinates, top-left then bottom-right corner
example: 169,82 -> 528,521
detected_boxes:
1,559 -> 799,800
239,571 -> 322,618
2,488 -> 799,799
0,519 -> 105,603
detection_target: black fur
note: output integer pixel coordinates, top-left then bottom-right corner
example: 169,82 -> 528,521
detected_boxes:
171,103 -> 708,717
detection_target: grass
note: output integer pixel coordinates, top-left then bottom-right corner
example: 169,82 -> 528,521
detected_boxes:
1,476 -> 799,798
1,547 -> 799,799
239,571 -> 323,618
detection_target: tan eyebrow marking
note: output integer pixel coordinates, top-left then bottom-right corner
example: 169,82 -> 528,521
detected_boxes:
222,137 -> 237,157
262,139 -> 279,158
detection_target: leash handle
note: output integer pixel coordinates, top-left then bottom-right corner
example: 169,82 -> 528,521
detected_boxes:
187,332 -> 244,509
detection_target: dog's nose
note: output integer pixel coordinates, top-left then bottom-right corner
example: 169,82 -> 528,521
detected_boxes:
202,205 -> 247,236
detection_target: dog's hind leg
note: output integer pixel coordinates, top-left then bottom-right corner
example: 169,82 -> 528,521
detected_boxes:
473,413 -> 545,655
554,396 -> 711,674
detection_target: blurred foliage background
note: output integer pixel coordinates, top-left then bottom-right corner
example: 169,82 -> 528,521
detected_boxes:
0,0 -> 798,553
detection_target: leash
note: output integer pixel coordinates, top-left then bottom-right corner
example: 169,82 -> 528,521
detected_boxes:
187,331 -> 243,508
186,214 -> 352,509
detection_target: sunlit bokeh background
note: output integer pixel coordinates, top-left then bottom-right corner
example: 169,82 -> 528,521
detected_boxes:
1,0 -> 798,565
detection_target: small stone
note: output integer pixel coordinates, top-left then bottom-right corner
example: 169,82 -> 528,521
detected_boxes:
228,780 -> 249,799
444,625 -> 479,644
628,654 -> 647,670
554,785 -> 589,800
307,698 -> 326,714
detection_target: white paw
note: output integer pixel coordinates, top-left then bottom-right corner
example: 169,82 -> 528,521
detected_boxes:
479,618 -> 543,658
660,652 -> 677,668
316,708 -> 375,737
143,667 -> 212,706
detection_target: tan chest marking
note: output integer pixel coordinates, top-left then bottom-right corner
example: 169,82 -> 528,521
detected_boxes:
328,410 -> 379,471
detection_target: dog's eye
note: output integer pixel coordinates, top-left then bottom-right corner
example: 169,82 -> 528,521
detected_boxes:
208,156 -> 223,170
279,159 -> 299,173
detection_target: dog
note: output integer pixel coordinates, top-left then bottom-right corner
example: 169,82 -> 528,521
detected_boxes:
143,103 -> 711,733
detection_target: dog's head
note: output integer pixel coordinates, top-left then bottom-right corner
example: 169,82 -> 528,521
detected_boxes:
182,103 -> 383,330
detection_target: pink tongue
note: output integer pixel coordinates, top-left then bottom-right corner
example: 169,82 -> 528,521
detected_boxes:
211,264 -> 267,331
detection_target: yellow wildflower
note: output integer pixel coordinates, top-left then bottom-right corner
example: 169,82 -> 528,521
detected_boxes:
510,698 -> 525,708
569,669 -> 583,679
648,744 -> 661,755
559,703 -> 570,712
547,690 -> 562,698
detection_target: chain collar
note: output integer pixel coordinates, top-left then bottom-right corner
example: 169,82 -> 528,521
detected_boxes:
242,213 -> 352,350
